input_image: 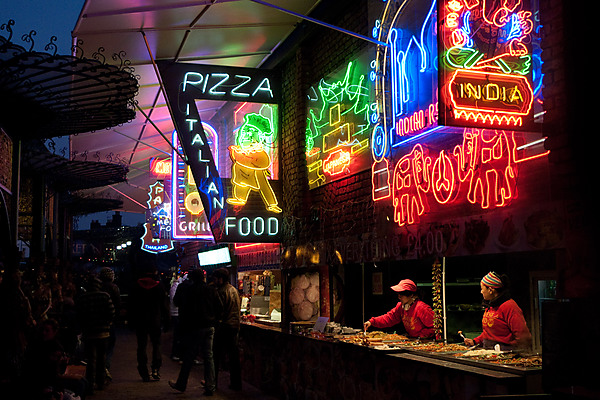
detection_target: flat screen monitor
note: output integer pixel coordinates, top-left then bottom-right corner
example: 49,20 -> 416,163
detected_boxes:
198,246 -> 231,267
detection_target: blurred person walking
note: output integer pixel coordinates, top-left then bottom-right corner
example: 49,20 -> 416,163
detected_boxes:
168,271 -> 187,361
212,268 -> 242,391
168,269 -> 223,396
128,268 -> 168,382
99,267 -> 121,380
76,276 -> 115,395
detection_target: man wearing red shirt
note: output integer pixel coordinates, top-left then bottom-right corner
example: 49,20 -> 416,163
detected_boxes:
464,271 -> 532,350
364,279 -> 435,338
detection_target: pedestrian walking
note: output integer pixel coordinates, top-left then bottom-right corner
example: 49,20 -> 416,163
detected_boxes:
128,268 -> 168,382
169,272 -> 186,361
75,275 -> 115,395
99,267 -> 120,381
168,269 -> 223,396
212,267 -> 242,391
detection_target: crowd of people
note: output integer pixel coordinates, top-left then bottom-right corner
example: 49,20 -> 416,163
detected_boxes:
0,256 -> 120,399
0,255 -> 243,400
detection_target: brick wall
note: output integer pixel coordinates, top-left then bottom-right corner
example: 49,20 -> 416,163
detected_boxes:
278,0 -> 375,248
540,1 -> 599,299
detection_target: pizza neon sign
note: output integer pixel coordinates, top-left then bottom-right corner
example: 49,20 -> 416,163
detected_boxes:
158,61 -> 281,243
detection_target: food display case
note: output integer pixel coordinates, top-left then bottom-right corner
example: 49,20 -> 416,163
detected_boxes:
238,269 -> 282,326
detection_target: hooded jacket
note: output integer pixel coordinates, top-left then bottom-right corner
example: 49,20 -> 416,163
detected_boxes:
128,274 -> 168,329
174,277 -> 223,330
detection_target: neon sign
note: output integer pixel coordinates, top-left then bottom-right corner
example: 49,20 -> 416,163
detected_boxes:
227,112 -> 281,213
141,181 -> 174,253
369,0 -> 547,228
391,129 -> 519,226
171,123 -> 217,240
150,158 -> 172,177
439,0 -> 536,129
157,61 -> 281,243
306,57 -> 373,189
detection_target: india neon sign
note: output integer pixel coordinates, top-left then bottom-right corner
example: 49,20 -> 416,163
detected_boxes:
439,0 -> 536,129
390,128 -> 519,226
369,0 -> 547,228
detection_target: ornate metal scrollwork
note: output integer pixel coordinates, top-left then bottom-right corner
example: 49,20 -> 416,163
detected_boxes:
44,35 -> 58,56
21,30 -> 37,52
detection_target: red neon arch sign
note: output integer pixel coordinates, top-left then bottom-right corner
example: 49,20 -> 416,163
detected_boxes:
386,129 -> 526,227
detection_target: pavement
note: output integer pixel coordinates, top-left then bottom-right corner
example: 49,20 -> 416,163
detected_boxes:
88,326 -> 278,400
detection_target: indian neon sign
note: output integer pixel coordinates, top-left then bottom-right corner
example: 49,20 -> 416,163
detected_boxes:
439,0 -> 536,129
391,129 -> 519,226
369,0 -> 547,227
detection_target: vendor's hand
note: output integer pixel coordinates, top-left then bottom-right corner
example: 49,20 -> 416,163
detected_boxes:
363,321 -> 371,331
464,338 -> 475,346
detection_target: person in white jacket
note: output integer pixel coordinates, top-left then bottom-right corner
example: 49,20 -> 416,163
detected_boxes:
169,272 -> 187,361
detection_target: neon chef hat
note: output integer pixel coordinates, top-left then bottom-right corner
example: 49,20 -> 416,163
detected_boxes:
481,271 -> 503,289
391,279 -> 417,293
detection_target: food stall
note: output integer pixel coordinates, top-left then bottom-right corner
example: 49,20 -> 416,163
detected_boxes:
239,252 -> 545,399
240,323 -> 543,399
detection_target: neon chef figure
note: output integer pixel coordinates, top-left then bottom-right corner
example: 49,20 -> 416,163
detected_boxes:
227,113 -> 282,213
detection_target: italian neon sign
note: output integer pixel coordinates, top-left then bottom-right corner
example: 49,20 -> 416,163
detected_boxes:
171,123 -> 218,240
157,61 -> 281,243
306,57 -> 373,189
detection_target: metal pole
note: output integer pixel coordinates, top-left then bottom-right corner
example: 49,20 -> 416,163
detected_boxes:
248,0 -> 388,47
442,257 -> 447,343
10,139 -> 21,246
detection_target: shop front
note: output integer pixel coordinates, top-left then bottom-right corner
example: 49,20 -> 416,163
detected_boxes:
232,0 -> 586,397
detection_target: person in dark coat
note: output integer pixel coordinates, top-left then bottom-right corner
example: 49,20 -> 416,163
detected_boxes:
212,268 -> 242,391
98,267 -> 120,380
76,276 -> 115,394
168,269 -> 223,396
128,269 -> 168,382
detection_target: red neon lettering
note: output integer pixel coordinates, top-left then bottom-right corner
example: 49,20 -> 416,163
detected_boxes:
384,129 -> 531,227
448,70 -> 533,126
323,150 -> 351,176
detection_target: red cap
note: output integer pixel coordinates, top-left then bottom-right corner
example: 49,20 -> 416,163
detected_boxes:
391,279 -> 417,293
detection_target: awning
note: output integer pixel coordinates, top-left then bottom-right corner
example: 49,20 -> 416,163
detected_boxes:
0,32 -> 138,140
22,143 -> 129,191
61,195 -> 123,216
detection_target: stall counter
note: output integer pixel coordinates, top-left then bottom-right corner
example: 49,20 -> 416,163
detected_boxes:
239,323 -> 543,399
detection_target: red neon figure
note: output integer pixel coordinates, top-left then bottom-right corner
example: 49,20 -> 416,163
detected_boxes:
392,144 -> 432,226
453,129 -> 517,209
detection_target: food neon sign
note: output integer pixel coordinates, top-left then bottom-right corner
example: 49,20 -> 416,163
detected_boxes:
157,61 -> 281,243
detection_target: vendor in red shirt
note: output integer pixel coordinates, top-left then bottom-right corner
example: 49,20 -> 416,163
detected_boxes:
463,272 -> 532,351
363,279 -> 435,339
